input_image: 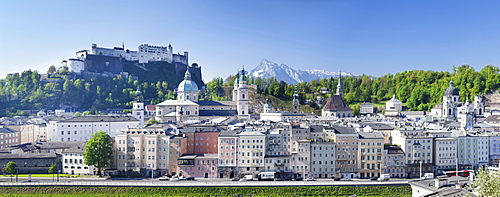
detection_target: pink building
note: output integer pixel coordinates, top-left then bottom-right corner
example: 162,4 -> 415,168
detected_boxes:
178,154 -> 218,178
194,130 -> 219,154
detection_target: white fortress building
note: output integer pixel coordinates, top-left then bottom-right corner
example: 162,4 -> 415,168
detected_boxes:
63,43 -> 188,74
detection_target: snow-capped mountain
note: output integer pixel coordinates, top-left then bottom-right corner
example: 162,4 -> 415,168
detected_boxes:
249,59 -> 353,84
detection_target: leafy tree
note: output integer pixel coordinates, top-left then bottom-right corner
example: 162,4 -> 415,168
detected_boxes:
352,103 -> 361,116
48,163 -> 57,182
47,65 -> 57,74
146,118 -> 160,125
5,161 -> 16,182
474,168 -> 500,196
83,131 -> 112,177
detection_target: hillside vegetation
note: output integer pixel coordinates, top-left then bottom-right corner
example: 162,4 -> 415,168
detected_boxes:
0,64 -> 498,117
206,65 -> 500,115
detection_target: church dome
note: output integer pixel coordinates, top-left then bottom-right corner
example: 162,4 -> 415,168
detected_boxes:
444,81 -> 459,96
178,79 -> 198,92
177,68 -> 199,92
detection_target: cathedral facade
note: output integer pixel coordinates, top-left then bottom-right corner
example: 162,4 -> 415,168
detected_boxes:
154,68 -> 249,123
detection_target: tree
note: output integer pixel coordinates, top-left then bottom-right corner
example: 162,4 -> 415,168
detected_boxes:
5,161 -> 16,182
474,168 -> 500,196
47,65 -> 57,74
146,118 -> 160,125
48,163 -> 57,182
83,131 -> 112,177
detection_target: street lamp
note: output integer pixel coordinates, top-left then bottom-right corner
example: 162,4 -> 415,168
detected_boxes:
419,160 -> 422,179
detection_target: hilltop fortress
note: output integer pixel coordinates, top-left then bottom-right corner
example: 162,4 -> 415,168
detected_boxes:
59,43 -> 203,89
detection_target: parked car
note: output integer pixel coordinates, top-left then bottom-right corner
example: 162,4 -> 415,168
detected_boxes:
295,177 -> 304,181
158,176 -> 169,181
305,177 -> 316,181
231,178 -> 240,181
185,177 -> 195,181
377,174 -> 391,182
333,177 -> 341,181
170,178 -> 179,182
341,177 -> 351,181
370,177 -> 378,181
238,178 -> 248,182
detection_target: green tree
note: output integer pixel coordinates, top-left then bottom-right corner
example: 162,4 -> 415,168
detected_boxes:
5,161 -> 16,182
146,118 -> 160,125
48,163 -> 57,182
47,65 -> 57,74
352,103 -> 361,116
474,168 -> 500,196
83,131 -> 112,177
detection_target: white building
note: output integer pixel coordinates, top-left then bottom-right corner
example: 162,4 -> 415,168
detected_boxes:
391,129 -> 434,178
61,142 -> 95,175
310,142 -> 336,178
238,129 -> 266,177
292,140 -> 311,178
385,95 -> 402,116
360,102 -> 374,114
46,116 -> 140,142
433,138 -> 457,175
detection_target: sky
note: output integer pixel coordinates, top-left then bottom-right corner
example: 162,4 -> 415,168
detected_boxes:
1,0 -> 500,82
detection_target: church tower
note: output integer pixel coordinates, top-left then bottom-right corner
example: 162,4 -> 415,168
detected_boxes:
460,99 -> 474,130
263,98 -> 272,113
293,86 -> 299,114
474,95 -> 485,116
235,67 -> 249,116
232,71 -> 240,102
132,88 -> 145,127
336,71 -> 344,97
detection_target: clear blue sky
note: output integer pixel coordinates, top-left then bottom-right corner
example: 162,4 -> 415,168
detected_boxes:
1,0 -> 500,82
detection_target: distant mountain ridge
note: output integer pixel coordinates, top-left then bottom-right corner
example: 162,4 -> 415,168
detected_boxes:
249,59 -> 353,84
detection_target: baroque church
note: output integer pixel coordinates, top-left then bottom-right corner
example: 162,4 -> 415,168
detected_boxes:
151,67 -> 250,123
430,81 -> 485,130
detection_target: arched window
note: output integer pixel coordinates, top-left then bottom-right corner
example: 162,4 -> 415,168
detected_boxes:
242,94 -> 245,99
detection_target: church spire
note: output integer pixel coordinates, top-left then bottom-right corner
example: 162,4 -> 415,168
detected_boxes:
337,70 -> 343,97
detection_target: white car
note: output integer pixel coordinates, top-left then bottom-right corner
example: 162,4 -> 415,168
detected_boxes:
238,178 -> 248,182
170,178 -> 179,182
158,176 -> 169,181
306,177 -> 316,181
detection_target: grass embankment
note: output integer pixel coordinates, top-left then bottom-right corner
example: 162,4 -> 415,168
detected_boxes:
2,174 -> 85,178
0,185 -> 411,197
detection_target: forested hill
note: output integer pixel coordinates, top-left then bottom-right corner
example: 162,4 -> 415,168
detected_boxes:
0,67 -> 178,117
205,65 -> 500,114
0,64 -> 498,117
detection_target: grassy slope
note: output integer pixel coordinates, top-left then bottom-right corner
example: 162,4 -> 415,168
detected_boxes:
0,185 -> 411,197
